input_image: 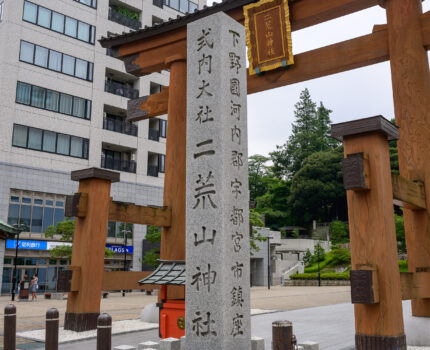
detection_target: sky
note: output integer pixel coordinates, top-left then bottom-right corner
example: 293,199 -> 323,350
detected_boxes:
206,1 -> 430,157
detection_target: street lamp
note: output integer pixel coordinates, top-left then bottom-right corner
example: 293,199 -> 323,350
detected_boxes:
121,228 -> 132,297
317,241 -> 321,287
267,236 -> 273,290
11,223 -> 27,302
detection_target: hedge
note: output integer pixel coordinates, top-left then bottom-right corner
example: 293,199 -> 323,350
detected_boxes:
304,256 -> 334,273
290,271 -> 350,280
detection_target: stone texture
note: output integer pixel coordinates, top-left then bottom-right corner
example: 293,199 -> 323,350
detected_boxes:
186,11 -> 250,350
138,341 -> 160,349
299,341 -> 319,350
404,314 -> 430,346
114,346 -> 137,350
251,336 -> 265,350
159,338 -> 180,350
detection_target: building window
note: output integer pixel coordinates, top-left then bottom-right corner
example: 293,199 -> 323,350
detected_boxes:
16,82 -> 91,120
107,222 -> 133,239
12,124 -> 89,159
159,119 -> 167,138
158,154 -> 166,173
19,41 -> 94,82
74,0 -> 97,9
7,190 -> 66,233
150,82 -> 163,95
23,1 -> 96,44
163,0 -> 198,14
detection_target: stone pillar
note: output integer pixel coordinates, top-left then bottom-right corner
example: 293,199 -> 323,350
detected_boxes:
186,12 -> 250,350
385,0 -> 430,317
65,168 -> 119,332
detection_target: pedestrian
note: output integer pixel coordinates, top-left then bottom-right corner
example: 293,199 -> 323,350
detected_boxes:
30,273 -> 38,301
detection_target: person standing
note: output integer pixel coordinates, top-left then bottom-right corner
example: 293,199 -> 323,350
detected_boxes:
30,273 -> 38,301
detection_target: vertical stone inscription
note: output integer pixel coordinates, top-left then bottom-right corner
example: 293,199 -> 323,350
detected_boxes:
186,12 -> 250,350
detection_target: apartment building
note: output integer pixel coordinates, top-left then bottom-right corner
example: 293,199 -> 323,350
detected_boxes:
0,0 -> 205,293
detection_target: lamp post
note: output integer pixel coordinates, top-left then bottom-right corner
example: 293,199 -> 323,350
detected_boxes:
11,223 -> 27,301
267,236 -> 273,290
121,228 -> 131,297
317,241 -> 321,287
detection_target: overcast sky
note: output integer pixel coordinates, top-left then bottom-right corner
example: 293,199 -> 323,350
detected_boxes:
206,1 -> 430,157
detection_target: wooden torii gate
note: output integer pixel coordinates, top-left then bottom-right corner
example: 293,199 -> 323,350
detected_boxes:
90,0 -> 430,347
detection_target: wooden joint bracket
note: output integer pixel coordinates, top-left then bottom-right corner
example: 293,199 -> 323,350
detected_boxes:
401,270 -> 430,300
351,265 -> 379,304
342,153 -> 370,191
65,193 -> 88,218
108,201 -> 172,227
57,266 -> 81,292
392,174 -> 426,211
127,87 -> 169,122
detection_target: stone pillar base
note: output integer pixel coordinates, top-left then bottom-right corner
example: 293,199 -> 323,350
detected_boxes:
355,334 -> 406,350
64,312 -> 99,332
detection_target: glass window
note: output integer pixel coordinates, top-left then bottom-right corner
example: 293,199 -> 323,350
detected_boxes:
12,125 -> 28,147
42,131 -> 56,153
49,259 -> 57,265
48,50 -> 62,71
10,196 -> 20,202
62,55 -> 75,75
23,1 -> 37,23
59,259 -> 67,265
59,94 -> 73,115
75,59 -> 87,80
22,197 -> 31,204
34,45 -> 49,68
77,21 -> 90,42
20,205 -> 31,228
28,128 -> 43,150
46,200 -> 53,206
7,204 -> 19,226
4,258 -> 12,265
90,26 -> 96,44
57,134 -> 70,155
159,119 -> 167,138
16,82 -> 31,105
37,6 -> 51,28
180,0 -> 188,13
54,208 -> 65,226
170,0 -> 179,10
70,137 -> 83,157
34,199 -> 43,205
189,2 -> 198,13
72,97 -> 86,118
43,207 -> 54,232
83,139 -> 89,159
51,12 -> 64,33
88,62 -> 93,81
159,154 -> 165,173
31,206 -> 43,232
85,100 -> 92,119
25,258 -> 37,266
31,86 -> 46,108
45,90 -> 59,111
56,201 -> 64,207
64,17 -> 77,37
20,41 -> 34,64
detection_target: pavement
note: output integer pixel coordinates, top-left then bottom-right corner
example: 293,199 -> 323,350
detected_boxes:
0,286 -> 359,349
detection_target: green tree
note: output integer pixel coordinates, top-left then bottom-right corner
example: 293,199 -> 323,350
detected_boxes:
330,221 -> 349,244
303,249 -> 313,266
330,247 -> 351,265
270,89 -> 337,178
142,226 -> 162,270
395,214 -> 407,254
249,209 -> 267,254
312,244 -> 326,263
45,219 -> 114,259
288,148 -> 347,225
248,154 -> 270,201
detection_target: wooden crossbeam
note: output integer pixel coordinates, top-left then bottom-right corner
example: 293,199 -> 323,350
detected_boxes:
392,174 -> 426,211
127,87 -> 169,122
102,271 -> 159,291
401,271 -> 430,300
65,194 -> 172,227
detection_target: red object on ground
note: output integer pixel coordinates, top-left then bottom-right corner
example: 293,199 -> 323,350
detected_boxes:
158,285 -> 185,339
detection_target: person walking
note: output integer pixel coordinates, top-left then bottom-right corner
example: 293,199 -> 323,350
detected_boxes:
30,273 -> 38,301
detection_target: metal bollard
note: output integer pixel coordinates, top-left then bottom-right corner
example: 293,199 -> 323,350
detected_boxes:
46,308 -> 59,350
272,320 -> 296,350
4,304 -> 16,350
97,313 -> 112,350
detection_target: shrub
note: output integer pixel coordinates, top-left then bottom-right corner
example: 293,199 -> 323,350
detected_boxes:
303,249 -> 313,267
304,255 -> 334,273
290,271 -> 350,280
330,247 -> 351,265
399,260 -> 408,273
330,221 -> 349,244
311,244 -> 326,263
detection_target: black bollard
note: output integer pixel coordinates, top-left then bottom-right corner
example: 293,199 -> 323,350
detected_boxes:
4,304 -> 16,350
45,308 -> 59,350
97,313 -> 112,350
272,320 -> 295,350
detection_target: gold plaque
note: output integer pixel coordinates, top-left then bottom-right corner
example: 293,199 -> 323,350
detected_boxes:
177,316 -> 185,330
244,0 -> 294,75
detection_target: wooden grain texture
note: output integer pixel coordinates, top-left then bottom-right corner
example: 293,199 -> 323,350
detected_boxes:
65,178 -> 112,329
342,153 -> 370,191
386,0 -> 430,316
400,272 -> 430,300
101,271 -> 159,291
391,174 -> 426,210
344,133 -> 404,337
108,201 -> 172,227
351,267 -> 379,304
127,87 -> 169,122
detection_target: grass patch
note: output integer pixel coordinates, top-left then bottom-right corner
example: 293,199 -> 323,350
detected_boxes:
290,271 -> 350,280
399,260 -> 408,273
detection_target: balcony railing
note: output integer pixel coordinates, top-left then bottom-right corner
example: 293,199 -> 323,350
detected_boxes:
101,157 -> 136,173
108,8 -> 141,30
105,81 -> 139,99
103,117 -> 138,137
148,128 -> 160,142
147,164 -> 159,177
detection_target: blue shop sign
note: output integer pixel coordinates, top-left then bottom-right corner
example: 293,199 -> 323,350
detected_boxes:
6,239 -> 47,250
106,244 -> 133,254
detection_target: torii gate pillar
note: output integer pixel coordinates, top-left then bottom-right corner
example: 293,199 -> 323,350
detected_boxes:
386,0 -> 430,317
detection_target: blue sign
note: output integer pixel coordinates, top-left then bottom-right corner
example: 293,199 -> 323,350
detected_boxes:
6,240 -> 47,250
106,244 -> 133,254
7,240 -> 134,254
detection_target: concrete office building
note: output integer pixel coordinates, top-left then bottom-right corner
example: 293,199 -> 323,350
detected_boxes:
0,0 -> 205,293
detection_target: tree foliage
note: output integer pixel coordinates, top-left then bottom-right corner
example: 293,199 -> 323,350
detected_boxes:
142,226 -> 162,270
329,221 -> 349,244
248,155 -> 270,201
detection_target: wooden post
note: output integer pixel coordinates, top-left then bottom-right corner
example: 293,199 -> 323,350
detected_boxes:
272,320 -> 294,350
97,313 -> 112,350
332,116 -> 406,349
386,0 -> 430,317
160,55 -> 187,300
4,304 -> 16,350
64,168 -> 120,332
45,308 -> 59,350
